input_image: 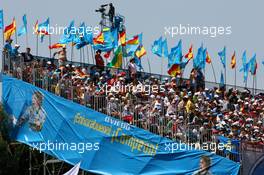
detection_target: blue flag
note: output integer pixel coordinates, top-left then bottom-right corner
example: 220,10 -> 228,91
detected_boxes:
200,48 -> 207,69
60,20 -> 75,44
18,14 -> 27,37
249,54 -> 257,75
168,40 -> 182,68
218,47 -> 226,68
38,18 -> 50,43
151,37 -> 163,57
134,56 -> 143,70
0,10 -> 3,29
193,44 -> 204,69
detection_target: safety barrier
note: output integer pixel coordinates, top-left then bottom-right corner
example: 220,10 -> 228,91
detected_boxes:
2,52 -> 247,165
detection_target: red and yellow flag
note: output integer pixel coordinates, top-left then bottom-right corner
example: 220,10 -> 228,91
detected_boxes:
184,45 -> 193,59
206,51 -> 211,64
168,64 -> 181,77
93,32 -> 104,45
135,45 -> 146,58
119,31 -> 126,46
4,18 -> 16,40
230,51 -> 236,69
49,43 -> 66,49
126,35 -> 139,45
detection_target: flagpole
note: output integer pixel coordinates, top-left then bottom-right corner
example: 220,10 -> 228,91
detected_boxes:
86,46 -> 90,64
161,58 -> 163,75
14,17 -> 18,44
234,65 -> 237,90
80,48 -> 82,66
26,29 -> 29,48
48,35 -> 51,58
224,67 -> 227,86
82,47 -> 85,65
70,43 -> 73,62
36,35 -> 39,57
253,75 -> 255,95
210,62 -> 217,83
146,56 -> 151,74
90,45 -> 95,64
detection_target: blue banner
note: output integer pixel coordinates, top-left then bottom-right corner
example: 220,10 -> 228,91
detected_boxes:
3,76 -> 240,175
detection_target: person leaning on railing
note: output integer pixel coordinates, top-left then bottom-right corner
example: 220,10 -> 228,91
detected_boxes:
53,46 -> 67,67
21,47 -> 34,64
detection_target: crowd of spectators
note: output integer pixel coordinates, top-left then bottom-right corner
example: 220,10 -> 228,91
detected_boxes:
2,41 -> 264,149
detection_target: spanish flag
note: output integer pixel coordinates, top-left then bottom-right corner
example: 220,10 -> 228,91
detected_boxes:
34,20 -> 39,34
126,35 -> 139,45
168,64 -> 181,77
230,51 -> 236,69
206,51 -> 212,64
4,18 -> 16,40
93,32 -> 104,45
119,31 -> 126,46
184,45 -> 193,59
135,45 -> 146,58
49,43 -> 66,49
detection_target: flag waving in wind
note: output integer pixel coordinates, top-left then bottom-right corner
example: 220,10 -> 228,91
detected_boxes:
168,40 -> 182,68
218,47 -> 226,68
18,14 -> 27,36
206,51 -> 211,64
4,18 -> 16,40
230,51 -> 236,69
0,10 -> 4,30
38,18 -> 50,42
249,54 -> 257,75
151,37 -> 162,57
185,45 -> 193,59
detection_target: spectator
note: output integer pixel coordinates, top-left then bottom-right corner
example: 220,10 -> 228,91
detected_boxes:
21,47 -> 34,63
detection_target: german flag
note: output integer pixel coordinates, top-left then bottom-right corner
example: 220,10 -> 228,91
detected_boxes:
135,45 -> 146,58
93,32 -> 104,45
126,35 -> 139,45
4,18 -> 16,40
119,31 -> 126,46
49,43 -> 66,49
206,51 -> 212,64
230,51 -> 236,69
184,45 -> 193,59
168,64 -> 181,77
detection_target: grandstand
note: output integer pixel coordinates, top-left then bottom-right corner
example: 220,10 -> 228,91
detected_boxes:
1,50 -> 264,174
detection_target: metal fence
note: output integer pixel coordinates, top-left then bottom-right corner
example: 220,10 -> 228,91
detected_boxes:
2,52 -> 246,165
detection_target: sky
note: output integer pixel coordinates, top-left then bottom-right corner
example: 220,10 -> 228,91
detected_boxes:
1,0 -> 264,89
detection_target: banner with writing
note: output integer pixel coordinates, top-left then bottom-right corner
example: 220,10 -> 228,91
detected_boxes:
3,76 -> 240,175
